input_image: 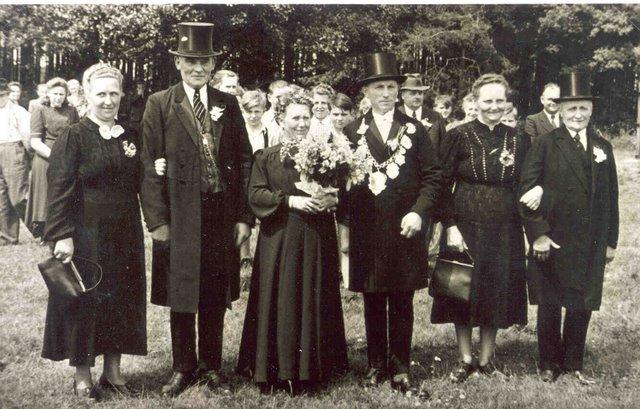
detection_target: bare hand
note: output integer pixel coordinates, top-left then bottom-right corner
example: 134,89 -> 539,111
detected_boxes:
154,158 -> 167,176
314,192 -> 338,213
337,223 -> 349,253
446,226 -> 467,253
532,234 -> 560,262
151,224 -> 170,242
400,212 -> 422,239
606,246 -> 616,263
289,196 -> 322,214
53,238 -> 74,264
234,223 -> 251,248
520,185 -> 543,211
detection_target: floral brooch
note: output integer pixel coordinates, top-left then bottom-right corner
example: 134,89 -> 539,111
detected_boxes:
210,105 -> 226,122
593,146 -> 607,163
122,141 -> 137,158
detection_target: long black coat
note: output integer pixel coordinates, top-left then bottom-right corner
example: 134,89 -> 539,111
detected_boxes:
519,125 -> 619,310
140,83 -> 253,313
344,110 -> 442,293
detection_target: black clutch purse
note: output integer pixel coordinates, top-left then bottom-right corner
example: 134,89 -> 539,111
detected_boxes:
430,249 -> 473,302
37,256 -> 102,302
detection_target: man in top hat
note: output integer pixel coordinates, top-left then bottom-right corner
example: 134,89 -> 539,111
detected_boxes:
343,52 -> 441,396
0,78 -> 30,245
524,82 -> 562,140
140,22 -> 253,396
519,71 -> 618,384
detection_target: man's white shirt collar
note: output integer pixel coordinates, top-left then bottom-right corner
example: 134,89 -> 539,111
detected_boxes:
183,82 -> 208,108
545,110 -> 559,128
404,105 -> 422,119
372,109 -> 394,142
567,128 -> 588,150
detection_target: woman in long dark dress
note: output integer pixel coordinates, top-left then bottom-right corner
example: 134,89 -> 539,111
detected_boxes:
237,92 -> 348,394
26,77 -> 79,238
431,73 -> 531,382
43,63 -> 146,399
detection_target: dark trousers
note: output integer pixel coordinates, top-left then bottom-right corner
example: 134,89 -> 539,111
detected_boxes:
537,304 -> 592,371
170,192 -> 228,373
363,291 -> 414,375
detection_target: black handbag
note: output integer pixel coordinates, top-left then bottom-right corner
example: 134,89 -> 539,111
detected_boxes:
38,256 -> 102,302
430,249 -> 473,302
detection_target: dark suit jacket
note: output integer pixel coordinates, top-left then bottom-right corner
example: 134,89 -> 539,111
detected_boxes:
344,109 -> 442,292
398,105 -> 447,152
524,111 -> 556,140
519,125 -> 619,310
140,82 -> 253,313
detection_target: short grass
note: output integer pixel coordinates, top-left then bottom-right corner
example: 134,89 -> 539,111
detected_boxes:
1,142 -> 639,408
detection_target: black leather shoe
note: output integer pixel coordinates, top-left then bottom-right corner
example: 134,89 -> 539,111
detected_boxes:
197,369 -> 230,392
539,368 -> 558,383
450,361 -> 476,383
360,368 -> 386,387
477,362 -> 504,377
161,371 -> 195,397
98,375 -> 139,397
568,370 -> 596,385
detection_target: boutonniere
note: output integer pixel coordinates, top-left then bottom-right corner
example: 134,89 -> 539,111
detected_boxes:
122,140 -> 137,157
421,118 -> 433,128
405,123 -> 416,135
357,119 -> 369,135
210,105 -> 226,122
499,149 -> 515,167
593,146 -> 607,163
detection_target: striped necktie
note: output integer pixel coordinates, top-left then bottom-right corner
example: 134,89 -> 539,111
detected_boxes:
193,89 -> 206,127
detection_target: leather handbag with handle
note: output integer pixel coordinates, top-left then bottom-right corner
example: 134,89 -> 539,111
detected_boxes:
429,248 -> 473,302
38,256 -> 102,302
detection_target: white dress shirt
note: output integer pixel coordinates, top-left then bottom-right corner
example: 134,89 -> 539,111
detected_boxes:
309,115 -> 332,137
0,101 -> 30,144
372,109 -> 395,143
568,128 -> 588,151
403,105 -> 422,120
182,82 -> 208,110
246,124 -> 268,153
545,111 -> 560,128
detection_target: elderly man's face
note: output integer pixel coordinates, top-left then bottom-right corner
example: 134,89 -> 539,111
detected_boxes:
541,86 -> 560,114
560,100 -> 593,132
8,85 -> 20,103
175,56 -> 214,90
218,76 -> 238,96
402,90 -> 424,111
364,80 -> 398,115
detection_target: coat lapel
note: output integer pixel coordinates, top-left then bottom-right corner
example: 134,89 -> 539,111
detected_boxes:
364,112 -> 388,162
539,112 -> 555,135
588,127 -> 602,207
207,86 -> 224,159
173,84 -> 201,149
554,126 -> 589,192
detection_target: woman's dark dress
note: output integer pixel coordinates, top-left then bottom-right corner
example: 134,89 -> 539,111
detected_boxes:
42,117 -> 146,366
26,103 -> 79,237
237,146 -> 348,384
431,119 -> 529,329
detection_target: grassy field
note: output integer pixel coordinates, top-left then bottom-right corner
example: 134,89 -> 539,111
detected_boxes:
1,143 -> 639,409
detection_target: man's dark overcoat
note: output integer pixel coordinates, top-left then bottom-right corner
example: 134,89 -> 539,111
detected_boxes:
140,83 -> 253,313
344,109 -> 441,293
397,105 -> 447,152
524,111 -> 556,140
519,125 -> 619,310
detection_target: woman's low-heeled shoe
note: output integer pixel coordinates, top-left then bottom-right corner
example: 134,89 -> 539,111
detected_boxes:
450,361 -> 477,383
98,375 -> 139,396
73,380 -> 94,399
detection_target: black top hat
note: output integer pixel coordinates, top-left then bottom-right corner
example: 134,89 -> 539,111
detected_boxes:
359,52 -> 405,86
169,22 -> 222,58
553,71 -> 598,102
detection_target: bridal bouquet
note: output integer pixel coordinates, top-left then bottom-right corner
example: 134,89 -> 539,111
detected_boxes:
280,131 -> 369,196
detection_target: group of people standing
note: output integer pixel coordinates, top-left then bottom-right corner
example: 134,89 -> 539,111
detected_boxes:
0,20 -> 618,402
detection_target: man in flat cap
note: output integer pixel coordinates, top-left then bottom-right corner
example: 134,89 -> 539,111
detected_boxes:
344,52 -> 441,397
519,71 -> 618,385
140,22 -> 253,396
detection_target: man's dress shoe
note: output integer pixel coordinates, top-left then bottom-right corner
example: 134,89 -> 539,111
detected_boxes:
361,368 -> 386,387
391,374 -> 430,400
539,369 -> 558,383
161,371 -> 195,397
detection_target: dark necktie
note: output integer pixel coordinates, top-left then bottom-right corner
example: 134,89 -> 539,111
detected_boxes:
550,114 -> 557,128
573,133 -> 585,151
412,110 -> 417,119
193,89 -> 206,128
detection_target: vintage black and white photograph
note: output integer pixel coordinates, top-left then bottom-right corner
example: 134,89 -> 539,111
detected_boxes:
0,2 -> 637,408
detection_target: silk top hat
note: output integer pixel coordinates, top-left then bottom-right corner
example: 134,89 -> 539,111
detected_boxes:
169,22 -> 222,58
554,71 -> 598,102
359,52 -> 405,85
401,75 -> 430,91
